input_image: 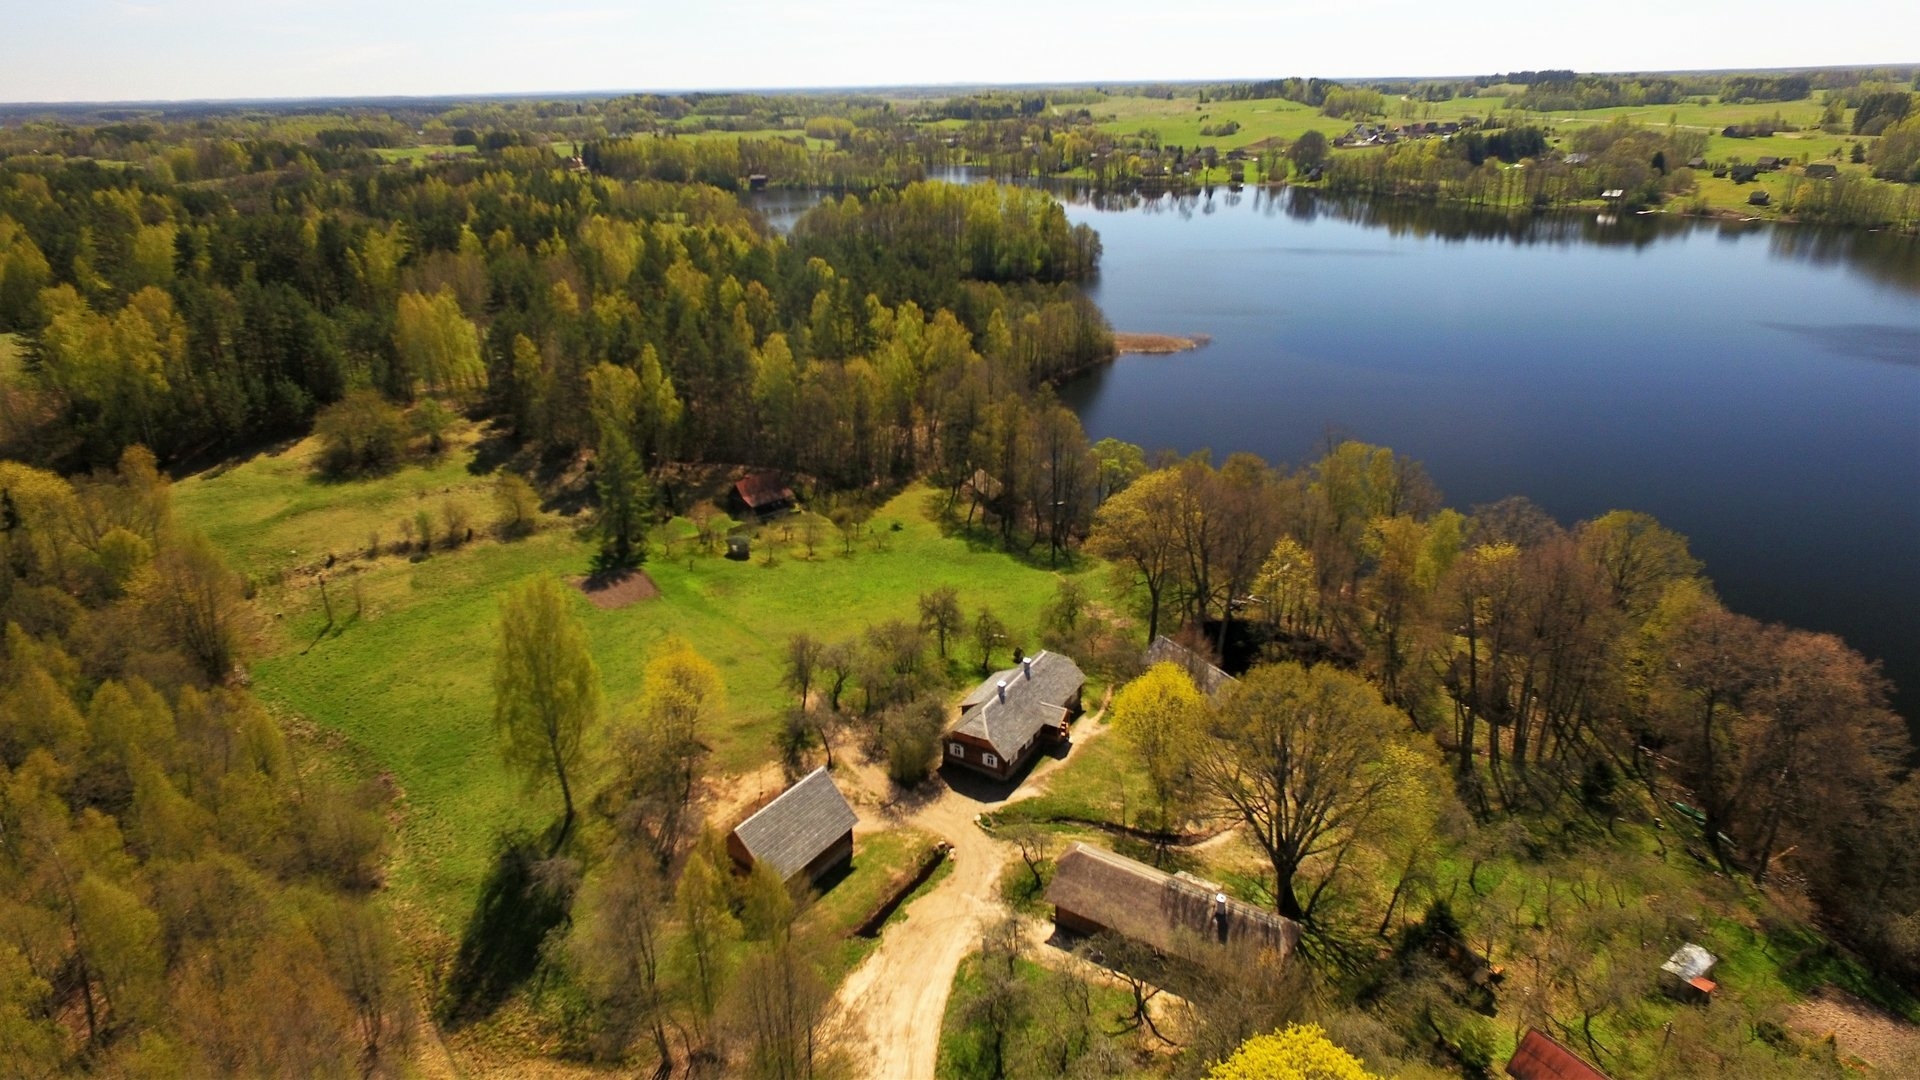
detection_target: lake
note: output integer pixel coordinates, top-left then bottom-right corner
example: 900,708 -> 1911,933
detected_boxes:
1053,188 -> 1920,721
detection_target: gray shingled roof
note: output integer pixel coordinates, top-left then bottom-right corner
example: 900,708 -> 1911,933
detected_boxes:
953,651 -> 1084,757
1045,843 -> 1298,961
732,767 -> 857,881
1143,636 -> 1236,698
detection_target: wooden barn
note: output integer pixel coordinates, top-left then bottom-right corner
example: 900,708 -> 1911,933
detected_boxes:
944,652 -> 1084,781
1506,1028 -> 1612,1080
1143,635 -> 1236,698
730,473 -> 795,519
1045,843 -> 1298,965
727,767 -> 857,887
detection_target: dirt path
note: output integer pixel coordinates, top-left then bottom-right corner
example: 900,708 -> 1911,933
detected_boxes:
833,702 -> 1111,1080
1787,988 -> 1920,1077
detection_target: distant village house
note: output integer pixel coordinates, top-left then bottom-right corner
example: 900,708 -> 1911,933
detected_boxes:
944,651 -> 1085,781
727,767 -> 858,887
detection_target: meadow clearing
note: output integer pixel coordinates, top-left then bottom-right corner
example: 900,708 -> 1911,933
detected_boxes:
173,420 -> 1098,938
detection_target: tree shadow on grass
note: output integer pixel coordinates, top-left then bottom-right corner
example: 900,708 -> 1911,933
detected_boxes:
436,828 -> 576,1030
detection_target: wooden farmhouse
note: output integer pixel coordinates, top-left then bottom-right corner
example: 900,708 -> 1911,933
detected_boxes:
1506,1028 -> 1612,1080
727,767 -> 857,887
730,473 -> 795,519
944,652 -> 1084,781
1045,843 -> 1298,965
1805,163 -> 1839,179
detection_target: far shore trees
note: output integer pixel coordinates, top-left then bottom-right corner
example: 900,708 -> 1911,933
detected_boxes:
493,577 -> 602,853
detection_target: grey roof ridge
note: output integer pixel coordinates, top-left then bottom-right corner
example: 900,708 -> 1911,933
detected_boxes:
738,764 -> 830,832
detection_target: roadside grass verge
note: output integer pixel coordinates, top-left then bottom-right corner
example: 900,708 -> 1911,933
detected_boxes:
936,952 -> 1140,1080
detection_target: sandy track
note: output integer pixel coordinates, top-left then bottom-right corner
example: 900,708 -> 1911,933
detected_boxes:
833,704 -> 1111,1080
1787,988 -> 1920,1077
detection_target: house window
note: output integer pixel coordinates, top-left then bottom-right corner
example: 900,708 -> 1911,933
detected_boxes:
983,753 -> 999,769
948,742 -> 964,759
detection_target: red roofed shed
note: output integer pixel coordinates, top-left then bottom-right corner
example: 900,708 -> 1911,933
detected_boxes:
1506,1029 -> 1612,1080
731,473 -> 795,518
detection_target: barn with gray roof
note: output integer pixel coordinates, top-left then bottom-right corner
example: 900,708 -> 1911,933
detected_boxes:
727,767 -> 857,887
944,651 -> 1085,781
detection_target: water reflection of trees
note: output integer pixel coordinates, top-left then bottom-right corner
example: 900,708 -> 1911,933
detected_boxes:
1053,184 -> 1920,292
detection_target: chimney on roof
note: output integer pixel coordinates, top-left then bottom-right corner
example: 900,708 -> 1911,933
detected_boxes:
996,680 -> 1007,704
1022,657 -> 1033,680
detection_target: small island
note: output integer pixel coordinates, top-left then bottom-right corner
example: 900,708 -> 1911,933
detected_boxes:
1113,331 -> 1213,355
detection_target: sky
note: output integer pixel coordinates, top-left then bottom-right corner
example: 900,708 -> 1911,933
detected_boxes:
3,0 -> 1916,103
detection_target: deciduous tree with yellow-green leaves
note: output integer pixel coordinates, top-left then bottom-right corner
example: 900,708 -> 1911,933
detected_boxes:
493,576 -> 602,853
1207,1023 -> 1381,1080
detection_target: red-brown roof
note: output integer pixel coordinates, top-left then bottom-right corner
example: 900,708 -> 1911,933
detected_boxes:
1506,1029 -> 1611,1080
733,473 -> 794,509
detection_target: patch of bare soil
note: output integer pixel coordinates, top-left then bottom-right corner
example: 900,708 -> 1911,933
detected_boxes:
571,567 -> 659,609
1788,988 -> 1920,1076
1113,332 -> 1213,355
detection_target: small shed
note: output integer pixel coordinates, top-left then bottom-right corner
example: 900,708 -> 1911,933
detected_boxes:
1506,1028 -> 1612,1080
1804,163 -> 1838,179
1046,843 -> 1298,965
1687,156 -> 1709,169
1755,156 -> 1781,171
728,767 -> 858,887
747,173 -> 769,191
1600,188 -> 1625,201
731,473 -> 795,519
1660,943 -> 1719,1001
725,535 -> 751,561
1747,189 -> 1772,207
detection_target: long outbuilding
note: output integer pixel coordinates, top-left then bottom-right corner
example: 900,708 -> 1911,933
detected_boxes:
1044,842 -> 1298,965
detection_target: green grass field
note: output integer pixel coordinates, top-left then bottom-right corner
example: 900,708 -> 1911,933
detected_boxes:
373,144 -> 477,163
174,427 -> 1098,934
1093,94 -> 1329,150
0,333 -> 20,384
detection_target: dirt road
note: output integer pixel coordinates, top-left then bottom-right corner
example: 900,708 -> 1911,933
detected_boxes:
833,706 -> 1110,1080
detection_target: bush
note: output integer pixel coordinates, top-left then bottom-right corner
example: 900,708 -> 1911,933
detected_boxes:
314,389 -> 404,476
879,700 -> 943,786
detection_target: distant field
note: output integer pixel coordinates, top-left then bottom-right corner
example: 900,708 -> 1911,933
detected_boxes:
0,333 -> 20,383
373,144 -> 476,163
1094,93 -> 1329,149
174,428 -> 1098,931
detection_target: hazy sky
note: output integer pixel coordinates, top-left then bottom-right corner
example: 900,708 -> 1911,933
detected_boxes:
4,0 -> 1916,103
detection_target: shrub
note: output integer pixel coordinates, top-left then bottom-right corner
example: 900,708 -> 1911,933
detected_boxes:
314,389 -> 404,476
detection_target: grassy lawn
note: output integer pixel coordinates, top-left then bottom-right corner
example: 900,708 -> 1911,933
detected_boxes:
174,429 -> 1099,936
1095,94 -> 1331,150
810,828 -> 952,984
936,952 -> 1140,1080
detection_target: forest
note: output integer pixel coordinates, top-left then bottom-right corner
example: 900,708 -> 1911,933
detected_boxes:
2,90 -> 1919,1078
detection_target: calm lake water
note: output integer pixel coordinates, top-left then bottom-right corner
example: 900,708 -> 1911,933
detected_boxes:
1053,188 -> 1920,721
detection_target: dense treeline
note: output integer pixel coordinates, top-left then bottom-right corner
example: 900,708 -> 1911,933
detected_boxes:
0,449 -> 403,1074
1086,441 -> 1920,981
0,148 -> 1110,498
